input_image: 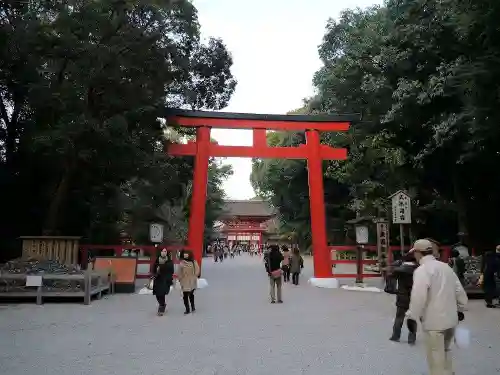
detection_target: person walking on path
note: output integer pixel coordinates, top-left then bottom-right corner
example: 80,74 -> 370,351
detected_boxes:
449,249 -> 466,286
290,248 -> 304,285
178,250 -> 200,315
388,251 -> 418,344
406,239 -> 468,375
153,248 -> 175,316
265,245 -> 284,303
478,244 -> 500,308
281,245 -> 291,283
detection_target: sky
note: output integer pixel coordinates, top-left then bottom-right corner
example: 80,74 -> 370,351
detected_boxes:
192,0 -> 381,199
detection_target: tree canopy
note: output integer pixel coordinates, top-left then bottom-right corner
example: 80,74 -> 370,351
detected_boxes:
0,0 -> 235,260
251,0 -> 500,252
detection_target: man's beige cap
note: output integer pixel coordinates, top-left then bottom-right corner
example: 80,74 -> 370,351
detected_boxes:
409,239 -> 434,253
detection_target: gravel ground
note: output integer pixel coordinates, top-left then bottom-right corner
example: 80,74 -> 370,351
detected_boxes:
1,255 -> 499,375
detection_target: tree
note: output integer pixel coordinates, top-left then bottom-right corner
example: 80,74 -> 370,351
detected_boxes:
0,0 -> 236,260
254,1 -> 500,250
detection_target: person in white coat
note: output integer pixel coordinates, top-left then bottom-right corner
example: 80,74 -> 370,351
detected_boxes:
406,239 -> 468,375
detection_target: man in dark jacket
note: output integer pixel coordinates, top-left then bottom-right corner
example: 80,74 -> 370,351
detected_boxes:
449,249 -> 466,286
480,245 -> 500,308
389,252 -> 419,344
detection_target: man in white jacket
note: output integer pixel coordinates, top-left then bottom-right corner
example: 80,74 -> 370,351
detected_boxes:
406,239 -> 468,375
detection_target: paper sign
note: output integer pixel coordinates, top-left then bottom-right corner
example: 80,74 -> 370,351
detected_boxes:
25,275 -> 42,287
149,223 -> 164,243
391,191 -> 412,224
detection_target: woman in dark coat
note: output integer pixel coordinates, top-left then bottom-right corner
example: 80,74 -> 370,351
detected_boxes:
389,252 -> 418,344
289,247 -> 304,285
265,245 -> 284,303
479,245 -> 500,308
153,248 -> 174,316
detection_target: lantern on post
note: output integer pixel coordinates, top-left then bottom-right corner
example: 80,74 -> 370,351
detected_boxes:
347,217 -> 372,285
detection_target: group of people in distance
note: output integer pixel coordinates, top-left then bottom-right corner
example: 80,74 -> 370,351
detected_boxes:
209,242 -> 259,262
151,248 -> 200,316
387,238 -> 500,375
264,245 -> 304,303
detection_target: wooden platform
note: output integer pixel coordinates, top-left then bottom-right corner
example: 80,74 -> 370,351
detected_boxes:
0,271 -> 115,305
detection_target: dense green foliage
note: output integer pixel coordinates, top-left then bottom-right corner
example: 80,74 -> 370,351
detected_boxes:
0,0 -> 235,260
251,0 -> 500,252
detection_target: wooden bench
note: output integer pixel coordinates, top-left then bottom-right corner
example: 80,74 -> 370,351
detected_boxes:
0,269 -> 115,305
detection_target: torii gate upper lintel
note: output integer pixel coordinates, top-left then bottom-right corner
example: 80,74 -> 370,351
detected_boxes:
165,109 -> 358,279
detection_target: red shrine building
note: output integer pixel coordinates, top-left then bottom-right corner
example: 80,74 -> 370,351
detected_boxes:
215,199 -> 276,249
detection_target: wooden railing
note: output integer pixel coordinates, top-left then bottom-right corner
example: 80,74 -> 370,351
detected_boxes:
329,245 -> 454,278
79,245 -> 183,279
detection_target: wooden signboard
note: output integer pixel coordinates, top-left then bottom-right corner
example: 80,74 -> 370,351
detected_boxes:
93,256 -> 137,293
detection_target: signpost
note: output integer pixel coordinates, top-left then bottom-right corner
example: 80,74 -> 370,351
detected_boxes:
149,223 -> 164,244
390,190 -> 412,255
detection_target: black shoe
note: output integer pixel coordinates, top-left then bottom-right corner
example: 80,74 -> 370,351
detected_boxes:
408,333 -> 416,345
191,307 -> 196,313
271,300 -> 276,304
277,300 -> 283,304
389,336 -> 400,342
184,310 -> 190,315
486,304 -> 496,308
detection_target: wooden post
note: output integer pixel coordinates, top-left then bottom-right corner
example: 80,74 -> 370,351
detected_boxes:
186,126 -> 211,267
400,224 -> 404,256
36,282 -> 43,305
84,268 -> 91,305
356,245 -> 364,284
306,130 -> 330,278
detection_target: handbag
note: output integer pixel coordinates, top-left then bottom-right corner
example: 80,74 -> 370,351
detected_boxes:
384,276 -> 398,294
454,325 -> 470,349
146,276 -> 155,290
270,269 -> 283,279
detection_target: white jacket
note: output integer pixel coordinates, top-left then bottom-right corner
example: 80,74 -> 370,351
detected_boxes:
407,255 -> 468,331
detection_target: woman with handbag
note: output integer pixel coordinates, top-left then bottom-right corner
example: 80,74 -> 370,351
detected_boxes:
265,245 -> 284,303
290,248 -> 304,285
153,248 -> 175,316
178,250 -> 200,314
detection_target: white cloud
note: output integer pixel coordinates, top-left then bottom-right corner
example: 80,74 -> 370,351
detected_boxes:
192,0 -> 382,199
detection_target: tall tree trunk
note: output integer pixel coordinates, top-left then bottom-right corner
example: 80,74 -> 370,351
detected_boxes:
452,170 -> 469,241
42,165 -> 73,235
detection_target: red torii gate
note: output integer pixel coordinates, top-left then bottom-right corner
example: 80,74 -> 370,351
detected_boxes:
166,109 -> 357,279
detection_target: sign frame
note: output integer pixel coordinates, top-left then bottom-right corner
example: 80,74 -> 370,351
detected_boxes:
149,223 -> 164,243
390,190 -> 412,224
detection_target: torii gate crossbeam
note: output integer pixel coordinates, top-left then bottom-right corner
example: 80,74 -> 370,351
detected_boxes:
165,109 -> 358,279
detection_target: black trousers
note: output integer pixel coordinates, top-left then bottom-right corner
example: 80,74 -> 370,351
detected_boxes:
282,266 -> 290,282
391,306 -> 416,342
484,282 -> 497,305
183,290 -> 195,312
292,272 -> 300,285
155,294 -> 166,312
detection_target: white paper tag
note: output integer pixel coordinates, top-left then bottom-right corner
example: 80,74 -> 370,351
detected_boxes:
25,275 -> 42,287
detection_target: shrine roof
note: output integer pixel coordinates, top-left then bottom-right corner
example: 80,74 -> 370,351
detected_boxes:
220,199 -> 276,219
164,108 -> 360,123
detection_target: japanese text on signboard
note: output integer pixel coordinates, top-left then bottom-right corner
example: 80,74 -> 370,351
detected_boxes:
391,192 -> 411,224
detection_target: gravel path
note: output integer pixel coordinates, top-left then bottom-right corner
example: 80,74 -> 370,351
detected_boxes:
1,255 -> 499,375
